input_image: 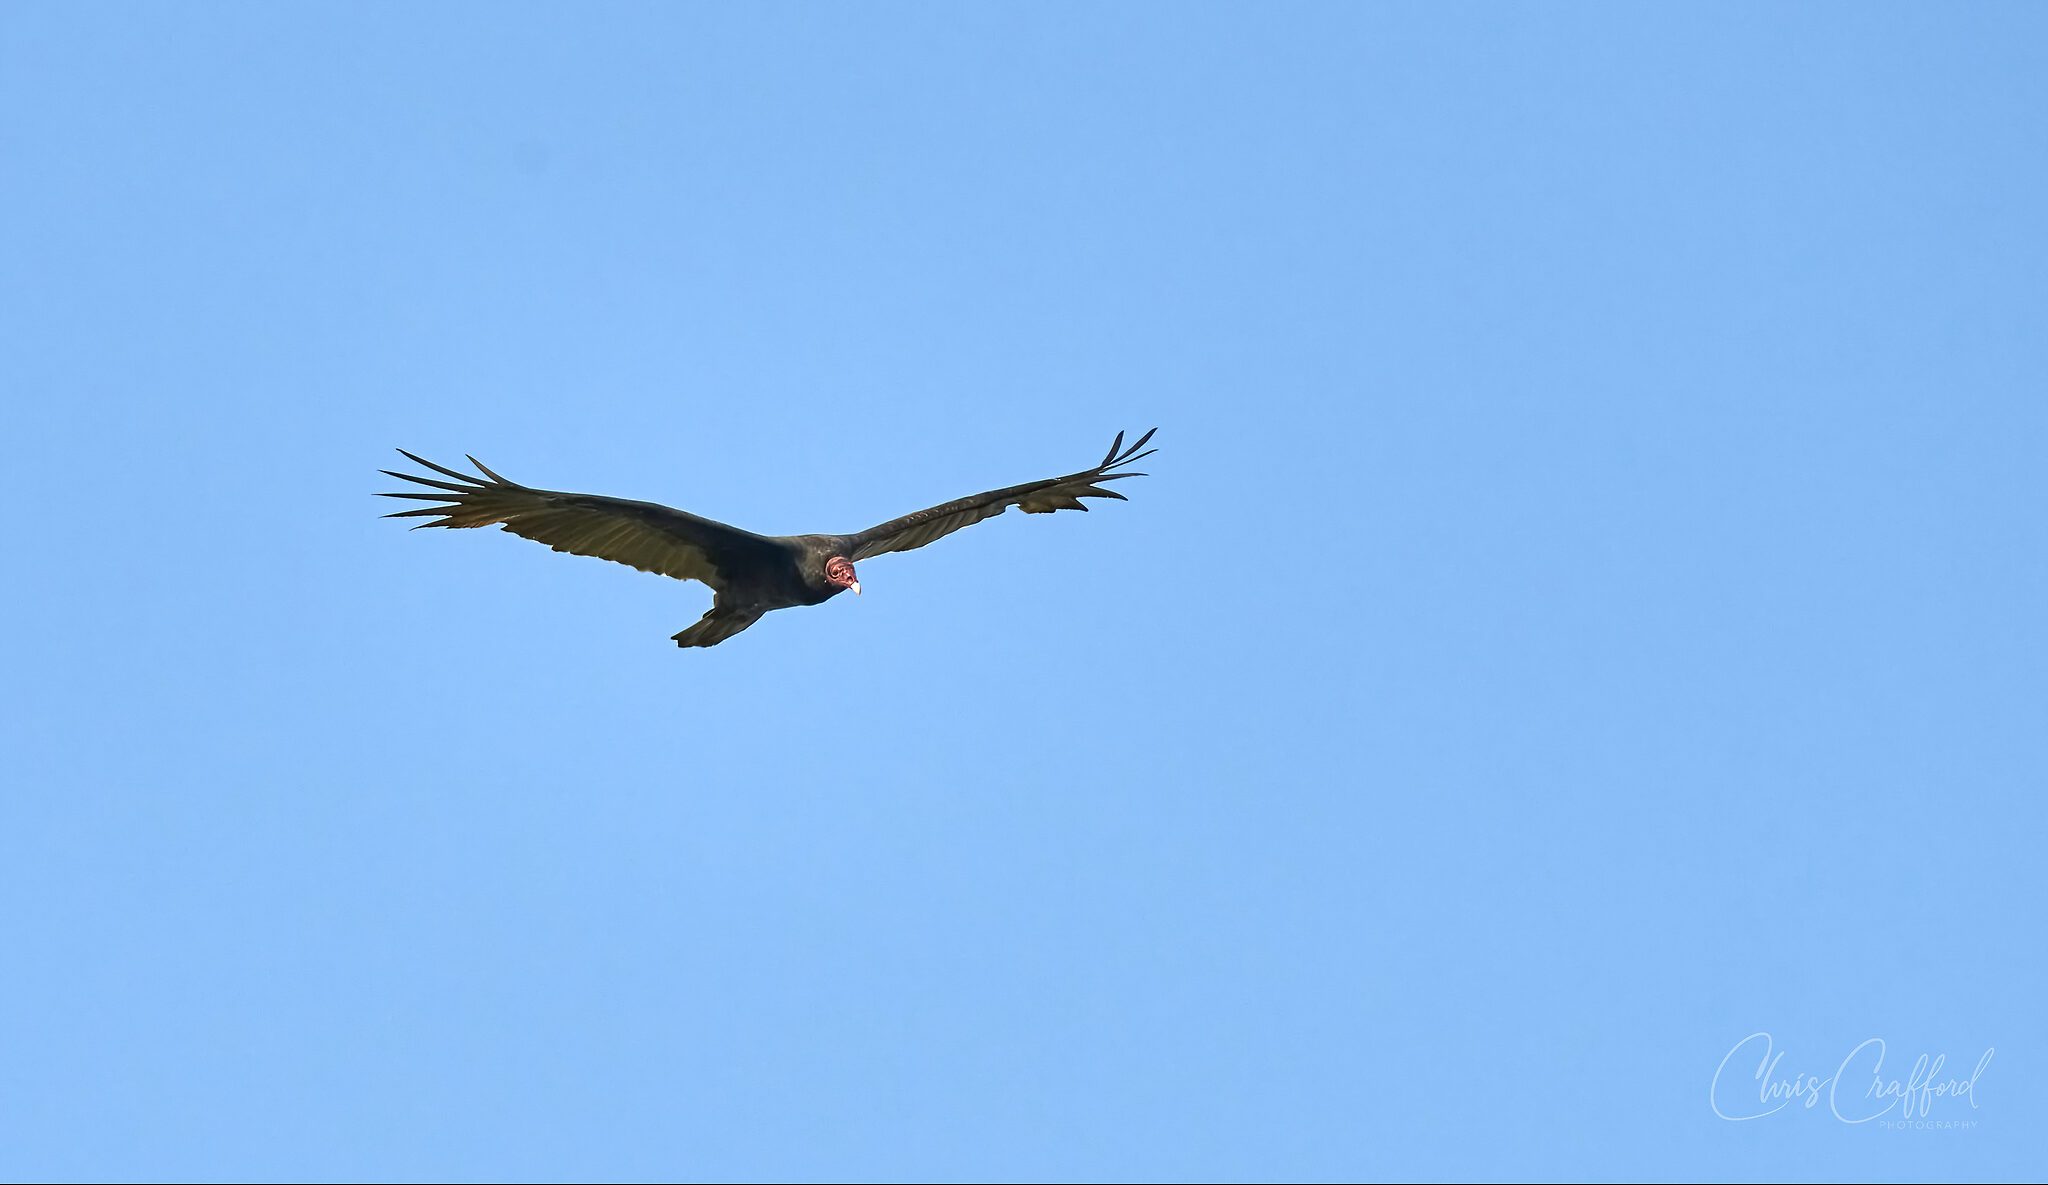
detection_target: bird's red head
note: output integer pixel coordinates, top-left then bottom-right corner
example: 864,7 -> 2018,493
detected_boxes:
825,554 -> 861,596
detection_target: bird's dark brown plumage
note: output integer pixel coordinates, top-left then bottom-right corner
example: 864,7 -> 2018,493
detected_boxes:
378,429 -> 1157,648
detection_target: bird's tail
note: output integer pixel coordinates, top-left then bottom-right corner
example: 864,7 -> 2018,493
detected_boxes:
672,605 -> 764,648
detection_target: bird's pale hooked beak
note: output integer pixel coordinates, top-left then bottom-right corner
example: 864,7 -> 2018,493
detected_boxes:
850,581 -> 862,596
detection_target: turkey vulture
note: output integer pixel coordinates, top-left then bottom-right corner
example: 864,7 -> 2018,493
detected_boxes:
380,428 -> 1158,647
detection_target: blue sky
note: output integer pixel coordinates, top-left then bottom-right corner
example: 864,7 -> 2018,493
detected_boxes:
2,2 -> 2042,1180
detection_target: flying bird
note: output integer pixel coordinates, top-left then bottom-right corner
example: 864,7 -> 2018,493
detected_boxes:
380,429 -> 1158,648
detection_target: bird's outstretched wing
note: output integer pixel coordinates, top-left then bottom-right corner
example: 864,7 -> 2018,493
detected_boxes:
847,429 -> 1156,561
379,451 -> 786,589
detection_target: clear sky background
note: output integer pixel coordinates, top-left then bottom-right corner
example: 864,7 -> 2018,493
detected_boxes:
2,3 -> 2042,1181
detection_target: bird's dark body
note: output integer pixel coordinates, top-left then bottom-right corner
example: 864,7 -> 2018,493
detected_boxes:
380,430 -> 1156,648
727,534 -> 852,608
